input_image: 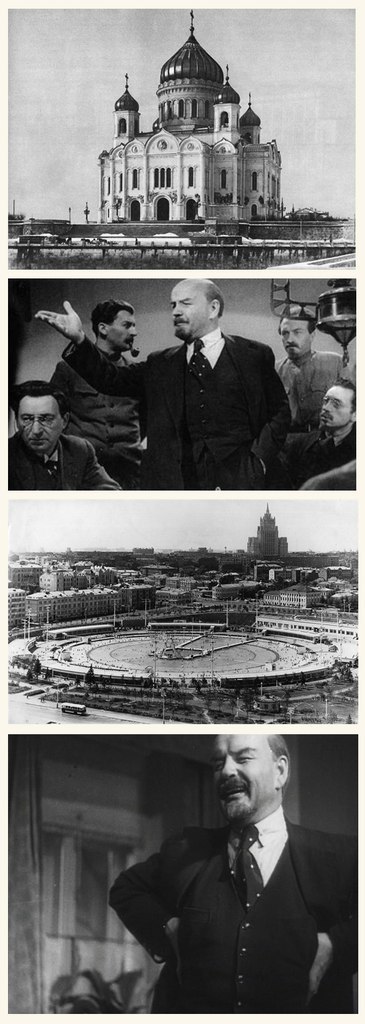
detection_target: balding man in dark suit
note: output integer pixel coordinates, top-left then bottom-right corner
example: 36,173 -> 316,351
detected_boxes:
35,281 -> 291,491
109,734 -> 357,1014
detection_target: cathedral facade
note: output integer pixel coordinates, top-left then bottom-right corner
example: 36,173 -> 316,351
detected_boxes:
98,13 -> 282,224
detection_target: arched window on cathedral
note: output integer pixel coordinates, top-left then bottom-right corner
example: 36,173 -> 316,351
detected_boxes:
167,102 -> 172,120
221,169 -> 227,189
178,99 -> 184,117
251,172 -> 257,191
119,173 -> 123,192
132,169 -> 138,189
188,167 -> 194,187
160,168 -> 165,188
118,118 -> 126,135
243,132 -> 252,143
205,100 -> 210,119
191,99 -> 197,118
220,111 -> 229,128
166,167 -> 171,187
154,168 -> 159,188
107,177 -> 111,195
251,203 -> 257,219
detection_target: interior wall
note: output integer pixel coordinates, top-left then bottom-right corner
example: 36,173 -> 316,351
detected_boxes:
36,733 -> 357,837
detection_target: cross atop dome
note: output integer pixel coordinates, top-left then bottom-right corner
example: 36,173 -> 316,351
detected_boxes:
190,9 -> 194,35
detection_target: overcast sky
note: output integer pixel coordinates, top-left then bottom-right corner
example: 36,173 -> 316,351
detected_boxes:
9,499 -> 357,555
9,8 -> 355,221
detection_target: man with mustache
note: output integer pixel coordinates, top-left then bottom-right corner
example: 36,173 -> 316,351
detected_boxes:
35,280 -> 290,490
281,380 -> 356,489
276,309 -> 342,432
109,734 -> 357,1013
49,299 -> 143,488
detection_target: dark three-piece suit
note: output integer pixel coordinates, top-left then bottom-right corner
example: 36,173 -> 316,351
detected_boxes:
63,334 -> 291,489
109,822 -> 357,1014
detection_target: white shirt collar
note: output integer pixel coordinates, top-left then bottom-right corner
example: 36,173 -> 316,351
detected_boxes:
255,805 -> 287,845
186,327 -> 223,348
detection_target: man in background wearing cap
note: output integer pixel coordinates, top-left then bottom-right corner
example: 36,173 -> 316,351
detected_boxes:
276,308 -> 342,432
50,299 -> 143,489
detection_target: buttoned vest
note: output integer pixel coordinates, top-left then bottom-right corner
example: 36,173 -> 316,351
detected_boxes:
176,842 -> 318,1013
184,347 -> 252,461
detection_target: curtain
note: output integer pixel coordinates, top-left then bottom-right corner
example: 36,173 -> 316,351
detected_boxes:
9,737 -> 44,1012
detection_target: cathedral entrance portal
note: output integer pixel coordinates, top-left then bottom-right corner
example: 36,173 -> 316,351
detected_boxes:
131,200 -> 140,221
186,198 -> 197,221
156,197 -> 170,221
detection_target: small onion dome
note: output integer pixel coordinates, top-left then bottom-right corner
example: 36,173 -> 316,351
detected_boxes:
214,66 -> 240,104
240,94 -> 260,126
160,11 -> 223,85
115,73 -> 139,112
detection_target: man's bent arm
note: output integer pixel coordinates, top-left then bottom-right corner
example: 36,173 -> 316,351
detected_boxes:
109,853 -> 177,963
63,336 -> 145,401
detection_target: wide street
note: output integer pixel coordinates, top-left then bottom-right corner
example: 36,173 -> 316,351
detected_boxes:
8,693 -> 158,726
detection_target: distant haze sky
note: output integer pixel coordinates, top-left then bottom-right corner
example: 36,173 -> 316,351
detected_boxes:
9,500 -> 357,555
9,8 -> 355,221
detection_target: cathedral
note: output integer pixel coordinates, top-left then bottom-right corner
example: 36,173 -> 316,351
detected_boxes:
98,11 -> 282,224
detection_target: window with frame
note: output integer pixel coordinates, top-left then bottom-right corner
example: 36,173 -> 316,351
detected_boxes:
43,829 -> 129,942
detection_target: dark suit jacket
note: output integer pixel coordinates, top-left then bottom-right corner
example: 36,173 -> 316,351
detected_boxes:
109,822 -> 357,1013
8,432 -> 121,490
63,335 -> 290,490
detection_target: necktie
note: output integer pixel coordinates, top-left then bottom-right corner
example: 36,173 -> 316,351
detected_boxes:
235,825 -> 264,912
45,459 -> 58,480
189,338 -> 210,378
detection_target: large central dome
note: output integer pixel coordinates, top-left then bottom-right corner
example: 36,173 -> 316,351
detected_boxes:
160,12 -> 224,86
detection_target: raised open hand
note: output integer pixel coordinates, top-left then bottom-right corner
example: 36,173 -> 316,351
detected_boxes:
35,300 -> 85,344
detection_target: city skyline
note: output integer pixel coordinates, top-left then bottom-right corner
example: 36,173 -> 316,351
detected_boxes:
9,8 -> 355,221
9,500 -> 357,555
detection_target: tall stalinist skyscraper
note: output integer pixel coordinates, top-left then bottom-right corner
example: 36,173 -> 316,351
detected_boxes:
247,505 -> 288,558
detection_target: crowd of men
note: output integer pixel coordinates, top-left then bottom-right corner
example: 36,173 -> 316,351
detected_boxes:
8,279 -> 356,490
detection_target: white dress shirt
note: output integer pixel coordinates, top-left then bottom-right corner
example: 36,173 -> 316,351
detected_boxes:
186,328 -> 224,368
228,805 -> 288,887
